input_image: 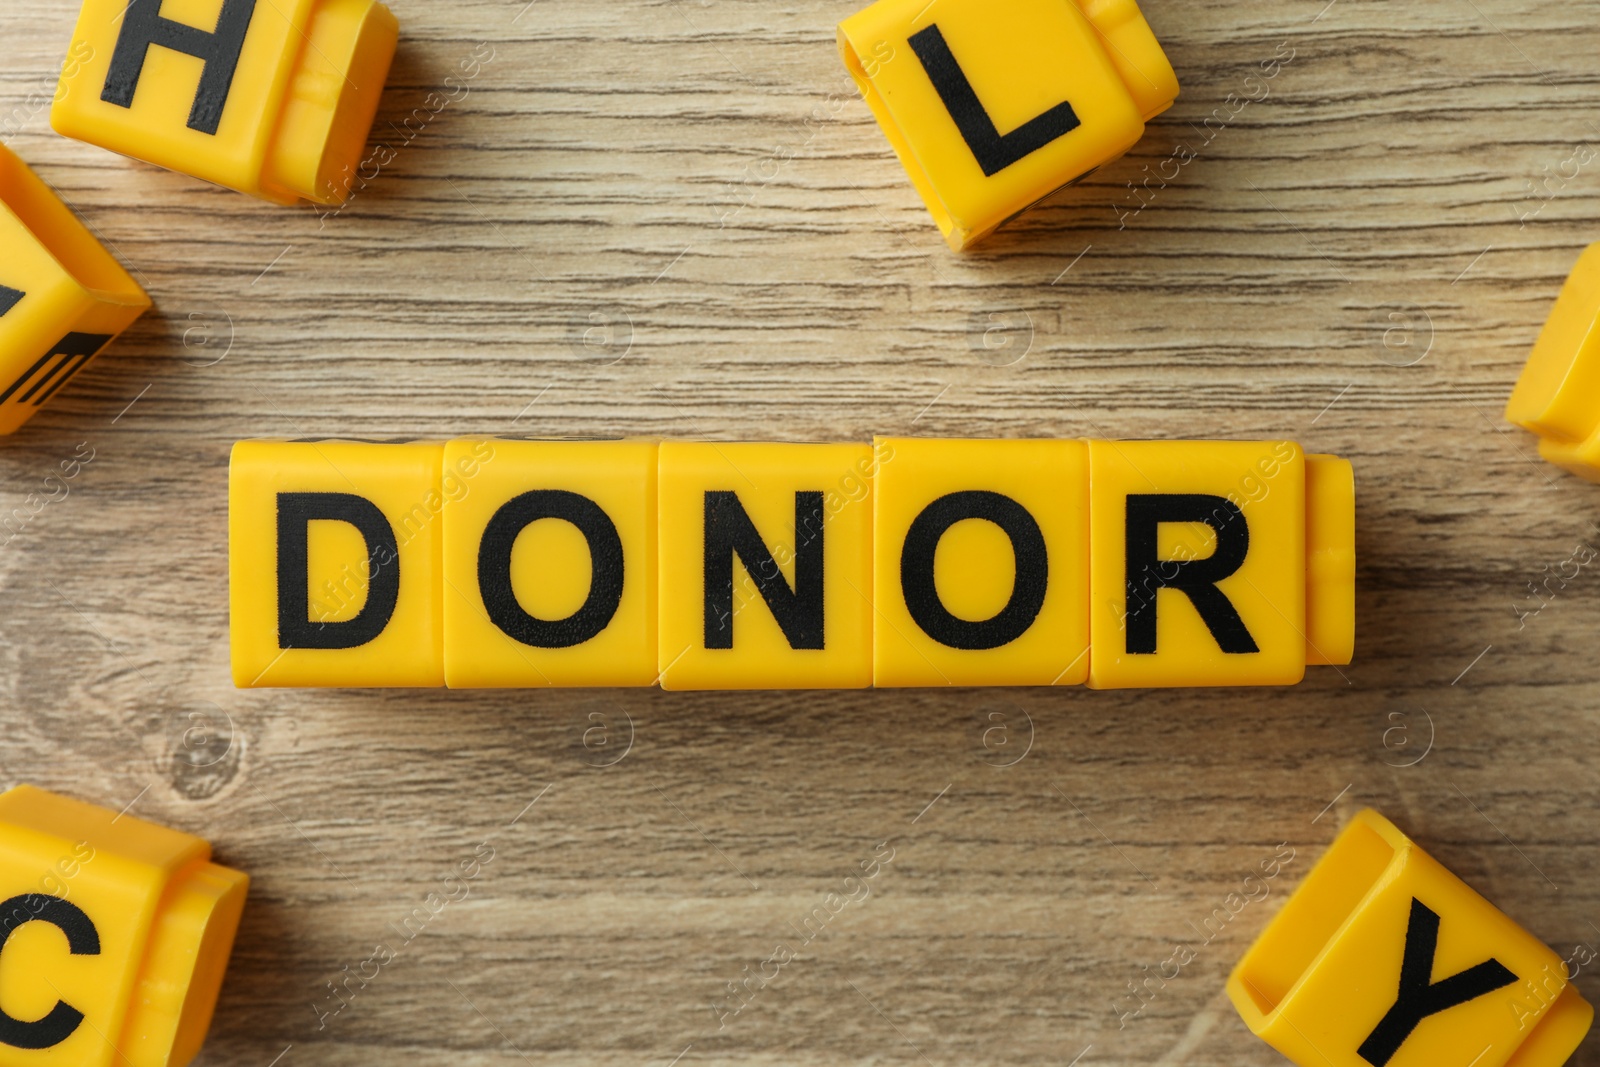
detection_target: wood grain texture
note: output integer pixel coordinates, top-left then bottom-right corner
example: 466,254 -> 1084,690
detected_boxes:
4,0 -> 1600,1063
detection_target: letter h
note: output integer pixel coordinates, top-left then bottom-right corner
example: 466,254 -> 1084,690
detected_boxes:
101,0 -> 259,135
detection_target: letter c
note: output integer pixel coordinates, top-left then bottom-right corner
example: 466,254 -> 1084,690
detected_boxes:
0,894 -> 100,1049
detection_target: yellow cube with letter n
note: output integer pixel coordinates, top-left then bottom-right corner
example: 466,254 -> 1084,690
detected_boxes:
52,0 -> 398,205
0,785 -> 247,1067
1229,809 -> 1592,1067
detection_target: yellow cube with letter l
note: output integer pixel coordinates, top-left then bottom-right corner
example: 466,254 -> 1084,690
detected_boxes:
1229,808 -> 1592,1067
838,0 -> 1178,250
52,0 -> 399,205
0,144 -> 149,436
230,439 -> 446,687
0,784 -> 248,1067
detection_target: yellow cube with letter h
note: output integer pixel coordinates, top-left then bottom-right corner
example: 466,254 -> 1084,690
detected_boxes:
1229,809 -> 1592,1067
839,0 -> 1179,250
0,144 -> 149,436
52,0 -> 399,205
0,785 -> 248,1067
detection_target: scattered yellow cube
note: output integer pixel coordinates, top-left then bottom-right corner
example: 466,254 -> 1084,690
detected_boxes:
0,784 -> 248,1067
52,0 -> 398,205
229,439 -> 446,687
838,0 -> 1178,250
0,144 -> 148,436
441,438 -> 659,688
657,442 -> 875,690
1229,809 -> 1592,1067
1507,241 -> 1600,482
872,437 -> 1089,686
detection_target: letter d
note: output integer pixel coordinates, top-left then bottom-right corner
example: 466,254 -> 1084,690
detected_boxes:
277,492 -> 399,649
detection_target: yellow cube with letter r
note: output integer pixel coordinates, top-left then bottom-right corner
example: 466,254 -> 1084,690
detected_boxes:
1228,808 -> 1593,1067
52,0 -> 399,205
0,784 -> 248,1067
1086,440 -> 1355,688
229,439 -> 446,687
838,0 -> 1178,250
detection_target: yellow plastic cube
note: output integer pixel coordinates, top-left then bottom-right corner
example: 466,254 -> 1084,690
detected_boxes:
229,439 -> 445,687
52,0 -> 398,205
872,437 -> 1090,686
0,144 -> 148,435
657,442 -> 874,690
0,784 -> 248,1067
1229,809 -> 1592,1067
838,0 -> 1178,250
1506,241 -> 1600,482
1085,440 -> 1354,689
442,439 -> 658,688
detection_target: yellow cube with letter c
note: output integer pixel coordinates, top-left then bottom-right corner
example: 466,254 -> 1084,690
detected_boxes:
52,0 -> 398,205
1229,809 -> 1593,1067
0,784 -> 248,1067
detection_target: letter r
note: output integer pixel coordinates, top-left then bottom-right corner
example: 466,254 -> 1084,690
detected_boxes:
1124,493 -> 1258,655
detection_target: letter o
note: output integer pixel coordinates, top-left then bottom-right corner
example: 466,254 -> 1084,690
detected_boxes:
899,491 -> 1049,650
478,490 -> 624,649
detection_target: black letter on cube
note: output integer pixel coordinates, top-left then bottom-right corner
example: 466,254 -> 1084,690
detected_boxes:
0,894 -> 99,1049
907,24 -> 1082,177
0,285 -> 22,318
1124,493 -> 1259,655
0,332 -> 112,410
276,492 -> 400,649
703,491 -> 824,650
1358,898 -> 1516,1067
900,490 -> 1048,650
478,489 -> 625,648
101,0 -> 260,135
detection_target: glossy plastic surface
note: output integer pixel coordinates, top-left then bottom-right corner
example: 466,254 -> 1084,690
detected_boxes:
1086,440 -> 1310,689
441,438 -> 659,688
228,437 -> 1355,689
1507,241 -> 1600,482
0,785 -> 247,1067
657,442 -> 875,690
872,437 -> 1090,686
52,0 -> 397,205
1229,808 -> 1592,1067
0,145 -> 148,435
229,439 -> 446,687
838,0 -> 1177,249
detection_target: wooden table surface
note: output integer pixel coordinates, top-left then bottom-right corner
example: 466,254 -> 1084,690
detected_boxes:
4,0 -> 1600,1064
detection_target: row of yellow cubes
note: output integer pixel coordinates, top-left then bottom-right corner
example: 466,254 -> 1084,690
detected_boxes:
229,437 -> 1355,690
